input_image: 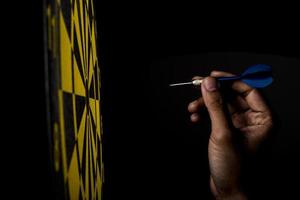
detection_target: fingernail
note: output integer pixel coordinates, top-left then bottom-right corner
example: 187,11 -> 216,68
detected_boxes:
204,77 -> 218,92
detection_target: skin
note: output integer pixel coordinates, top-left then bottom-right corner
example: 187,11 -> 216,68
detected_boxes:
187,71 -> 273,200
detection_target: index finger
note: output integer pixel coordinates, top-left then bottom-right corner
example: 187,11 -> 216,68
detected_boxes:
211,70 -> 270,112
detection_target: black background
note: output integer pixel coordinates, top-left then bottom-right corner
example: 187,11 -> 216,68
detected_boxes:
4,1 -> 300,199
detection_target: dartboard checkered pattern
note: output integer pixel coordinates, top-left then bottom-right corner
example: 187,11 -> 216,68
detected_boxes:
46,0 -> 104,199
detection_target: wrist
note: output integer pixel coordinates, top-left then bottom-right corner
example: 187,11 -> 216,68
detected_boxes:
216,191 -> 248,200
215,191 -> 248,200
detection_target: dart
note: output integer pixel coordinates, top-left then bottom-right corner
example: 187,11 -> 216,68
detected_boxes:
169,64 -> 273,88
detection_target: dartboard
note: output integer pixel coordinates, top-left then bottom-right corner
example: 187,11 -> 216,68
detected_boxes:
45,0 -> 104,199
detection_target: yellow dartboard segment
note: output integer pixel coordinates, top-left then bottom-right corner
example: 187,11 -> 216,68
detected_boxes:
45,0 -> 104,199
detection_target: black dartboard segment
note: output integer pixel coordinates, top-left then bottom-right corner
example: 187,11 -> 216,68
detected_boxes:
45,0 -> 104,199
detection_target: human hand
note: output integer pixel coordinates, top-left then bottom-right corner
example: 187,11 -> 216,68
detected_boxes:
188,71 -> 273,199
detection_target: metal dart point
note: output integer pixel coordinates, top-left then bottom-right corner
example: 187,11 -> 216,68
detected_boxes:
169,79 -> 203,87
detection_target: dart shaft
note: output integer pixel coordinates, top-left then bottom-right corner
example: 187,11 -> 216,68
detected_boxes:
169,64 -> 273,88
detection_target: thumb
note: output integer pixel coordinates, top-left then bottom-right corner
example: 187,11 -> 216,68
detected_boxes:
201,77 -> 232,143
203,78 -> 242,198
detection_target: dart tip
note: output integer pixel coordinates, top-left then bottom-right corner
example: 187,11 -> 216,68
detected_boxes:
169,79 -> 203,87
169,82 -> 193,86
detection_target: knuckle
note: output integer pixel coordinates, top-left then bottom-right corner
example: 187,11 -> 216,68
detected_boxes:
210,130 -> 232,145
210,70 -> 220,76
210,129 -> 232,145
265,114 -> 274,130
